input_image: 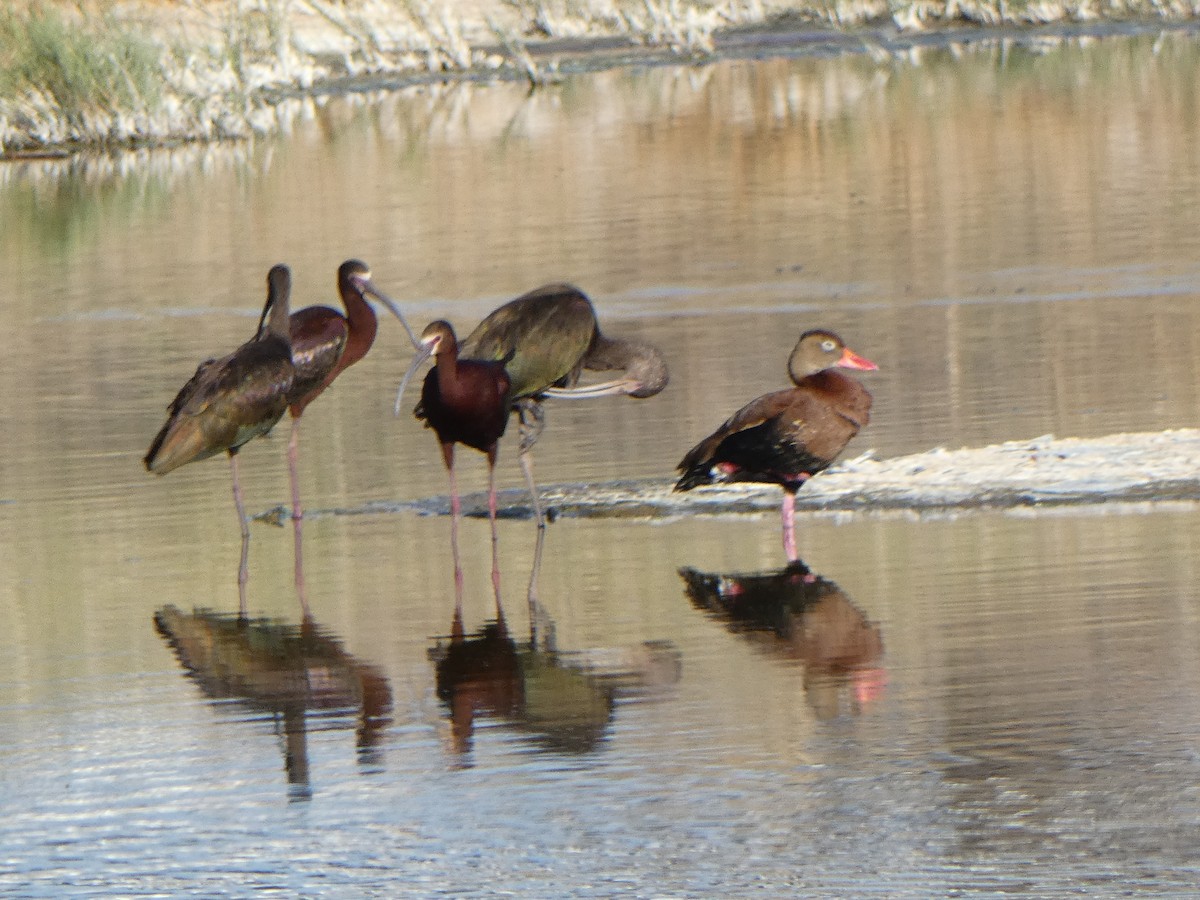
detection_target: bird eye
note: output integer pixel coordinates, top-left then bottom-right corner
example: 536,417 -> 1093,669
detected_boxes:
821,339 -> 835,352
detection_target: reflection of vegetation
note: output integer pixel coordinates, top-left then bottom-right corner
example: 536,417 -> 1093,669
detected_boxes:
0,143 -> 254,257
3,1 -> 1198,154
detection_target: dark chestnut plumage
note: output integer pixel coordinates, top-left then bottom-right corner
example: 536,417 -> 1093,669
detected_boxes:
145,264 -> 296,615
276,259 -> 416,608
394,285 -> 667,594
675,329 -> 876,560
281,258 -> 416,415
401,319 -> 512,599
414,320 -> 513,457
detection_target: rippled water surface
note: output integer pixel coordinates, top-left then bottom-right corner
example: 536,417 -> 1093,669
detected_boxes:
3,30 -> 1200,896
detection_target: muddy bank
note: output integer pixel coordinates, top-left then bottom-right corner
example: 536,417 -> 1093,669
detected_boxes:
267,430 -> 1200,522
4,1 -> 1200,156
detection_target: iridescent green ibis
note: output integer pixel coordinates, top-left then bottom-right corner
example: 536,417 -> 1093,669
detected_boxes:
144,264 -> 295,616
398,283 -> 668,528
274,259 -> 416,606
399,319 -> 512,599
675,329 -> 876,561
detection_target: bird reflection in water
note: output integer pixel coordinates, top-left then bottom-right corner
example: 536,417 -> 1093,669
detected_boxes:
154,605 -> 393,800
680,560 -> 885,719
431,533 -> 681,762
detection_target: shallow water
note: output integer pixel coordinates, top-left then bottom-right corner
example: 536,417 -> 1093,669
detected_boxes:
3,29 -> 1200,896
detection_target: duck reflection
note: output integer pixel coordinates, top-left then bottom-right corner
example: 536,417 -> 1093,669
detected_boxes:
680,560 -> 885,719
154,605 -> 392,799
431,600 -> 681,762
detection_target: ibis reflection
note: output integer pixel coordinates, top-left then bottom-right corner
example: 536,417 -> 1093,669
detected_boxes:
680,560 -> 885,718
431,599 -> 681,762
154,605 -> 392,799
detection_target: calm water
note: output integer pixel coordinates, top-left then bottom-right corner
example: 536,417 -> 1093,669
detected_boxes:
3,30 -> 1200,897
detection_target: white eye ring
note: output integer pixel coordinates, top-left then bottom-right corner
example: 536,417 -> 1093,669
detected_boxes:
820,339 -> 836,352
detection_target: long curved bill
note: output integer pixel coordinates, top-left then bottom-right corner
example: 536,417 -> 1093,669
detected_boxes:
838,347 -> 878,371
357,278 -> 420,350
394,342 -> 434,416
543,378 -> 636,400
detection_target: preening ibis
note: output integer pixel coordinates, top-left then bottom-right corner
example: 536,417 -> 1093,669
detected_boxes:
395,284 -> 667,598
429,283 -> 667,524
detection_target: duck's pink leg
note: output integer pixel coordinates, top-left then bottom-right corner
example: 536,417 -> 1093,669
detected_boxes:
781,491 -> 798,562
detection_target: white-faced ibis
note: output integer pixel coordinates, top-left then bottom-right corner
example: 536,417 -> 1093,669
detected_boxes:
277,259 -> 417,607
675,329 -> 876,561
451,283 -> 667,525
399,320 -> 512,599
395,285 -> 666,597
144,264 -> 295,616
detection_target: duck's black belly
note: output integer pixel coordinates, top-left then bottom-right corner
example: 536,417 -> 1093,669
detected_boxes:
715,422 -> 832,489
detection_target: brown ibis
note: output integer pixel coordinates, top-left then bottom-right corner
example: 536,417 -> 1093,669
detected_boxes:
395,284 -> 666,596
398,320 -> 512,599
276,259 -> 417,607
145,264 -> 295,616
675,329 -> 876,561
416,283 -> 667,524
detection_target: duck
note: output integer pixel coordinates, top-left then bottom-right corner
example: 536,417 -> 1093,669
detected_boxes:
675,329 -> 876,560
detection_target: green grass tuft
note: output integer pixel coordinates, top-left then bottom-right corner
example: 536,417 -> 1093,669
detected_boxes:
0,6 -> 163,127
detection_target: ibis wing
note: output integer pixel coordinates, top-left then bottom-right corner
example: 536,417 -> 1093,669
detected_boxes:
173,339 -> 292,424
287,306 -> 349,403
460,284 -> 596,399
146,336 -> 293,473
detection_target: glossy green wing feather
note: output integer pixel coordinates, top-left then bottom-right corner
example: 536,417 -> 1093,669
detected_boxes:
460,284 -> 597,400
145,335 -> 293,473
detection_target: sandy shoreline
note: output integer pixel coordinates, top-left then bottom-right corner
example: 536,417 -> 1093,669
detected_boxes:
270,429 -> 1200,522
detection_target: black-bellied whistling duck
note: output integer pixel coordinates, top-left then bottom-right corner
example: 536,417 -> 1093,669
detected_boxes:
675,329 -> 876,561
144,264 -> 296,616
278,259 -> 416,608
